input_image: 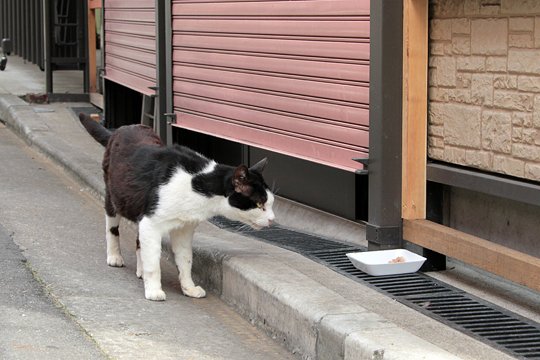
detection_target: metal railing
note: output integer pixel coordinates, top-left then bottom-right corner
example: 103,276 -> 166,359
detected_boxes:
0,0 -> 44,68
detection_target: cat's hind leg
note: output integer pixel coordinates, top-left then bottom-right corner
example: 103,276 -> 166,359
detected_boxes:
170,223 -> 206,298
139,217 -> 166,301
136,235 -> 143,278
105,194 -> 124,267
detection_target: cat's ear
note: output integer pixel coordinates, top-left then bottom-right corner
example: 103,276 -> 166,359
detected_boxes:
250,157 -> 268,174
232,165 -> 253,196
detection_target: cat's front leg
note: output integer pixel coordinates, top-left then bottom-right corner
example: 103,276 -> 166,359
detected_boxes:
170,223 -> 206,298
139,218 -> 166,301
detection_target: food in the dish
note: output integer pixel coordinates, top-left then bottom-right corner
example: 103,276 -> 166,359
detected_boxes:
389,256 -> 406,264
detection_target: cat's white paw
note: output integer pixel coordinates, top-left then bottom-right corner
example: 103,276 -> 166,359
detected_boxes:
182,285 -> 206,298
145,288 -> 166,301
107,255 -> 124,267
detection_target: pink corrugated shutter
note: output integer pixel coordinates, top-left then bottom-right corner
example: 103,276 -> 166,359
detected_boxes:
103,0 -> 156,96
171,0 -> 370,172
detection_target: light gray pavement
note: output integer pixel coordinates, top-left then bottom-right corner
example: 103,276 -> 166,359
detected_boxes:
1,55 -> 538,359
0,221 -> 106,360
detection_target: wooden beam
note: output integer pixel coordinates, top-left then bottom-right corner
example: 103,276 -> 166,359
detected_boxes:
402,0 -> 428,220
87,1 -> 97,93
403,219 -> 540,292
88,0 -> 102,10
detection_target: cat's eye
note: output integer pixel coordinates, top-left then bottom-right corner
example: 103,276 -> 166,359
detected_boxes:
256,202 -> 265,210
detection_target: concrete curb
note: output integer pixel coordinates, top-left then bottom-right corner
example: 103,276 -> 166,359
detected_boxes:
189,240 -> 462,360
0,96 -> 488,359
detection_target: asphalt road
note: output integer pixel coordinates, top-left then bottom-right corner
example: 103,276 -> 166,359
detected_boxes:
0,123 -> 296,360
0,222 -> 106,360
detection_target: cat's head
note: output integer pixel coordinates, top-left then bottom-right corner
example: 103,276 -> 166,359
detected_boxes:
226,158 -> 275,229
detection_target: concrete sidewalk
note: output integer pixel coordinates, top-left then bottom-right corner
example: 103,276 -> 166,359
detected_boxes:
0,56 -> 530,359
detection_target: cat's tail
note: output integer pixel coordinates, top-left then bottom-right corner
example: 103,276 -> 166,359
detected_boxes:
78,113 -> 111,147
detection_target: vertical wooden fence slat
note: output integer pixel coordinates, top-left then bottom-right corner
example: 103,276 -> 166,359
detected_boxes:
402,0 -> 428,220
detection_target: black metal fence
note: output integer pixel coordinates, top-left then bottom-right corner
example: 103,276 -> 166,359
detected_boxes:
0,0 -> 88,92
45,0 -> 87,71
0,0 -> 44,68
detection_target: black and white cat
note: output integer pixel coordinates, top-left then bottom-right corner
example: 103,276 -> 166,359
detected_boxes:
79,114 -> 275,301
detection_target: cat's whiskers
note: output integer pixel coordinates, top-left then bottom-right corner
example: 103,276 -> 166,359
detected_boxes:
234,223 -> 251,233
270,181 -> 280,196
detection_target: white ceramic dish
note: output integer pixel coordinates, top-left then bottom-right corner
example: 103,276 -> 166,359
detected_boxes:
346,249 -> 426,276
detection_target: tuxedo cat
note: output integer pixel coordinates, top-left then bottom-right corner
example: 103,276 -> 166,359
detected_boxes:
79,114 -> 275,301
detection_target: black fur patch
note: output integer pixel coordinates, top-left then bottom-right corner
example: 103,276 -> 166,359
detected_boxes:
105,193 -> 116,217
171,145 -> 211,174
192,164 -> 269,211
228,185 -> 268,210
192,165 -> 232,197
110,226 -> 119,237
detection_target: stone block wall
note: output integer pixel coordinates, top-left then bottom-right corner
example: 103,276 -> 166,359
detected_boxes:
428,0 -> 540,181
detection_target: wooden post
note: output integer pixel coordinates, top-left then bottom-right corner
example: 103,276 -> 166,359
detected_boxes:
88,0 -> 103,107
402,0 -> 428,220
87,0 -> 97,93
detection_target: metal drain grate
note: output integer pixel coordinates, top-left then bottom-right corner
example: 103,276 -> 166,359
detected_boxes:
211,217 -> 540,359
211,217 -> 357,254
